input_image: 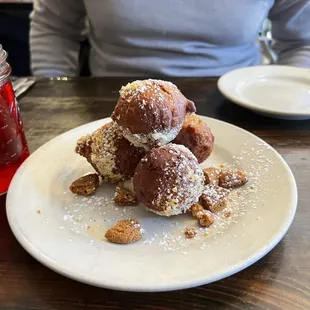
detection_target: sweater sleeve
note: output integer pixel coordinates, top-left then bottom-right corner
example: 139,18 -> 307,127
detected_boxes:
30,0 -> 87,77
268,0 -> 310,68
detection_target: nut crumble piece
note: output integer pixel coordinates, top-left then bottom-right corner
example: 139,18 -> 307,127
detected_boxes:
185,227 -> 197,239
114,186 -> 138,206
199,211 -> 214,227
224,211 -> 231,218
191,203 -> 215,228
203,167 -> 220,185
69,173 -> 100,196
200,184 -> 230,212
219,169 -> 248,189
105,218 -> 142,244
191,203 -> 206,219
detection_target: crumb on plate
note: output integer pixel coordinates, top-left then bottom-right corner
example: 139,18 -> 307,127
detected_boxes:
199,211 -> 214,227
105,218 -> 142,244
200,184 -> 230,212
224,211 -> 231,218
203,167 -> 220,185
219,169 -> 248,189
114,186 -> 138,206
185,227 -> 197,239
69,173 -> 100,196
191,203 -> 206,219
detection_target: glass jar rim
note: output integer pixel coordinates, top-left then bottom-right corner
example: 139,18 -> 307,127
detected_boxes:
0,45 -> 11,80
0,45 -> 7,65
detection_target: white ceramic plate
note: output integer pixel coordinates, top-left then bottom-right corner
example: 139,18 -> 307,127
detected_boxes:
6,116 -> 297,292
218,66 -> 310,120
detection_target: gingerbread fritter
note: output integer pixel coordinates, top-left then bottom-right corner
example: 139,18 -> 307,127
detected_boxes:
173,114 -> 214,163
133,144 -> 205,216
219,169 -> 248,188
76,122 -> 145,183
112,79 -> 196,149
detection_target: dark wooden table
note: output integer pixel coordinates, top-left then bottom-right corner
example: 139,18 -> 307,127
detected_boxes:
1,78 -> 310,310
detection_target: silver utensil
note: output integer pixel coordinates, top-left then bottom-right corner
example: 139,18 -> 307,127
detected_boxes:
12,78 -> 36,98
12,78 -> 28,90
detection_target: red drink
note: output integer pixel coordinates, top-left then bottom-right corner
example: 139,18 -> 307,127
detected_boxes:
0,47 -> 29,194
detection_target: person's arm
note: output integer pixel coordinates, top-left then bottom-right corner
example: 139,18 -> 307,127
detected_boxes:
30,0 -> 86,77
268,0 -> 310,67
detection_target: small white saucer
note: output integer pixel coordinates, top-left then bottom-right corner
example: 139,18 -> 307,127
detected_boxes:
218,66 -> 310,120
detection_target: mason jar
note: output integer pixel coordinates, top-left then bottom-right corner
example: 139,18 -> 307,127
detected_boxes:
0,45 -> 29,195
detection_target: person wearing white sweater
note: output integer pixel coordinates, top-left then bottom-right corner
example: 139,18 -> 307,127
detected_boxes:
30,0 -> 310,77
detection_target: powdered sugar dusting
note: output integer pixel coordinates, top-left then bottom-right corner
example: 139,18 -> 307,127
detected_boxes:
202,184 -> 230,206
62,140 -> 275,252
119,79 -> 175,102
141,141 -> 275,251
60,185 -> 138,241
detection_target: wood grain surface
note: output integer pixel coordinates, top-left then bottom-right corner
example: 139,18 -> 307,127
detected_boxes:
0,78 -> 309,310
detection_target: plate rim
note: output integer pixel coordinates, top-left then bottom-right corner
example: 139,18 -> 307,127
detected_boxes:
217,65 -> 310,118
6,116 -> 298,292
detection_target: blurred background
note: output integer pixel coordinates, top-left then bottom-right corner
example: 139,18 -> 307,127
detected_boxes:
0,0 -> 275,77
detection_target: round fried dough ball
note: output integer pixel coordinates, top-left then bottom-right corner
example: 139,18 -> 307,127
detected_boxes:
76,122 -> 145,183
112,79 -> 196,150
133,144 -> 205,216
173,114 -> 214,163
